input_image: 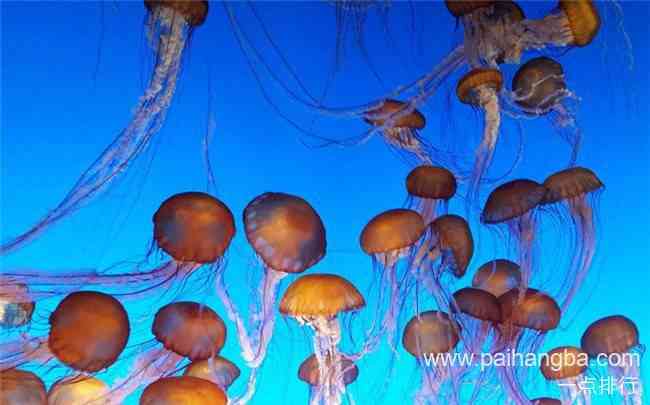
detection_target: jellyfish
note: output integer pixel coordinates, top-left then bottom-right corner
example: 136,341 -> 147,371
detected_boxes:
456,68 -> 503,209
298,353 -> 359,405
531,399 -> 562,405
2,192 -> 235,303
280,273 -> 365,405
0,368 -> 47,405
481,179 -> 547,291
1,1 -> 209,255
48,375 -> 110,405
581,315 -> 643,405
1,291 -> 130,374
471,258 -> 522,298
140,376 -> 227,405
0,283 -> 34,329
359,208 -> 425,349
402,310 -> 461,404
215,192 -> 326,403
496,288 -> 561,404
540,346 -> 591,405
110,301 -> 226,402
363,99 -> 433,164
405,165 -> 457,225
540,167 -> 603,312
184,356 -> 241,392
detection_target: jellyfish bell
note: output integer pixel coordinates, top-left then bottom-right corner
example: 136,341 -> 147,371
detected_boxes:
0,282 -> 34,329
48,375 -> 109,405
444,1 -> 493,18
457,68 -> 503,106
140,376 -> 227,405
0,368 -> 47,405
144,0 -> 209,27
405,165 -> 457,225
452,288 -> 501,354
540,346 -> 591,405
298,353 -> 359,387
512,57 -> 568,115
498,288 -> 561,333
472,259 -> 521,298
184,356 -> 241,391
531,398 -> 561,405
542,167 -> 603,205
557,0 -> 601,47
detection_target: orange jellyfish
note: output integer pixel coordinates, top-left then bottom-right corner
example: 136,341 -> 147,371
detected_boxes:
405,165 -> 457,225
1,1 -> 209,255
0,368 -> 47,405
402,311 -> 461,404
496,288 -> 561,404
481,179 -> 546,291
47,375 -> 110,405
111,301 -> 226,402
541,167 -> 603,311
215,192 -> 326,402
540,346 -> 590,405
280,274 -> 365,405
456,68 -> 503,209
3,192 -> 235,303
581,315 -> 643,405
471,259 -> 522,298
140,376 -> 227,405
298,353 -> 359,404
363,99 -> 434,164
1,291 -> 130,374
531,399 -> 561,405
184,356 -> 241,392
360,208 -> 425,349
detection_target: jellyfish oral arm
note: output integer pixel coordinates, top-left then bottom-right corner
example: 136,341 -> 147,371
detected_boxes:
520,12 -> 575,51
309,316 -> 346,405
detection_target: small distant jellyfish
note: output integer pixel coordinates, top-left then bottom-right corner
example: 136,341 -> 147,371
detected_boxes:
360,209 -> 425,349
541,167 -> 603,311
531,399 -> 562,405
402,311 -> 461,404
540,346 -> 590,405
481,179 -> 547,292
1,291 -> 130,373
111,301 -> 226,402
1,1 -> 209,255
0,283 -> 34,329
140,376 -> 227,405
48,375 -> 110,405
298,353 -> 359,405
471,259 -> 522,298
456,68 -> 503,209
496,288 -> 561,404
363,99 -> 432,164
581,315 -> 643,405
216,192 -> 326,403
280,274 -> 365,405
0,368 -> 47,405
405,165 -> 457,225
184,356 -> 241,392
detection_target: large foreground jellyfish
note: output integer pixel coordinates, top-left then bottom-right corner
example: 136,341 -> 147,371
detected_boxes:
48,375 -> 110,405
481,179 -> 546,291
496,288 -> 561,404
540,346 -> 591,405
581,315 -> 643,405
1,0 -> 208,255
0,368 -> 47,405
359,208 -> 425,350
140,376 -> 227,405
1,291 -> 130,373
541,167 -> 603,311
280,274 -> 365,405
402,310 -> 461,404
215,192 -> 326,403
111,301 -> 226,402
405,165 -> 457,225
2,192 -> 235,303
298,353 -> 359,405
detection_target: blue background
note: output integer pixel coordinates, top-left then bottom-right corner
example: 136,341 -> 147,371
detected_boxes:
2,1 -> 648,404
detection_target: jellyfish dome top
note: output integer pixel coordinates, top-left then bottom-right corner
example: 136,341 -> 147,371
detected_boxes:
140,376 -> 227,405
0,368 -> 47,405
444,1 -> 494,18
542,167 -> 603,205
452,287 -> 501,355
144,0 -> 209,27
512,57 -> 568,115
531,398 -> 562,405
363,99 -> 432,164
0,282 -> 34,329
49,291 -> 130,373
428,214 -> 474,278
540,346 -> 590,405
47,375 -> 109,405
154,192 -> 236,265
405,165 -> 457,225
153,301 -> 227,361
184,356 -> 241,391
298,353 -> 359,387
471,259 -> 522,298
498,288 -> 561,334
